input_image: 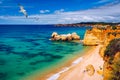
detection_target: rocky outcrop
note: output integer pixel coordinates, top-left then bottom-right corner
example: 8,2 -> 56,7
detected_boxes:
50,32 -> 80,41
83,26 -> 120,80
51,32 -> 58,38
71,32 -> 80,40
83,31 -> 100,46
103,38 -> 120,80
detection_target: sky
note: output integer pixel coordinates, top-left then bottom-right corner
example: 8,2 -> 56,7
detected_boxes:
0,0 -> 120,24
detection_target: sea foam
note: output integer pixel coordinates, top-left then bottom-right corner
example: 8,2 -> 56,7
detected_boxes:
47,67 -> 69,80
72,57 -> 83,65
47,57 -> 83,80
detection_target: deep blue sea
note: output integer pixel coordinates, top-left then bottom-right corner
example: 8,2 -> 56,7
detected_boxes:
0,25 -> 91,80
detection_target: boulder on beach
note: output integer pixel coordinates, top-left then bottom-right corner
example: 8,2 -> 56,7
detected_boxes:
85,64 -> 95,76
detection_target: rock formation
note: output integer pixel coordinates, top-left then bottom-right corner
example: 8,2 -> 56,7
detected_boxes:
83,30 -> 100,46
51,32 -> 58,38
102,38 -> 120,80
83,25 -> 120,80
50,32 -> 80,41
71,32 -> 80,40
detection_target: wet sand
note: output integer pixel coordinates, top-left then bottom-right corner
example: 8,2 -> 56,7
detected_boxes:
57,45 -> 104,80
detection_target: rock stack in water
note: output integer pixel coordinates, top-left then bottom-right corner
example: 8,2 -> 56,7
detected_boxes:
51,32 -> 80,41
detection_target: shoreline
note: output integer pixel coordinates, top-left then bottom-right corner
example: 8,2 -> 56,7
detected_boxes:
23,46 -> 95,80
45,46 -> 97,80
47,45 -> 97,80
57,45 -> 104,80
47,57 -> 83,80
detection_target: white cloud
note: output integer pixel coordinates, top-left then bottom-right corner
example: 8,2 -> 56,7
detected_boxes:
40,10 -> 50,14
97,0 -> 110,3
94,0 -> 113,4
1,3 -> 120,24
54,9 -> 64,14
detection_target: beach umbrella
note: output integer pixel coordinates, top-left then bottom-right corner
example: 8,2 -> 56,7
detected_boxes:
86,64 -> 95,76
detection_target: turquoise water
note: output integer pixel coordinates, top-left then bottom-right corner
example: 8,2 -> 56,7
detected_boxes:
0,25 -> 91,80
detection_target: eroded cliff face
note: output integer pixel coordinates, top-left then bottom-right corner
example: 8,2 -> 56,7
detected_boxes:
84,26 -> 120,80
103,38 -> 120,80
99,32 -> 120,80
83,27 -> 105,46
83,27 -> 120,46
83,30 -> 100,46
99,32 -> 120,57
103,52 -> 120,80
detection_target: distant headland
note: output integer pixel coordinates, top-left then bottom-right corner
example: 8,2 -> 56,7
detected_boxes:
55,22 -> 120,27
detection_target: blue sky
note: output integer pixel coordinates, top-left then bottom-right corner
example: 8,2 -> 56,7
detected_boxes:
0,0 -> 120,24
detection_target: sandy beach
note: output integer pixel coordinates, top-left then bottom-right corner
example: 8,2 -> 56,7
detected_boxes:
57,45 -> 104,80
47,45 -> 104,80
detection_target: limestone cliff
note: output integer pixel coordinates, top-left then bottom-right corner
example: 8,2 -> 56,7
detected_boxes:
83,25 -> 120,80
83,26 -> 120,46
99,32 -> 120,57
83,30 -> 100,46
103,38 -> 120,80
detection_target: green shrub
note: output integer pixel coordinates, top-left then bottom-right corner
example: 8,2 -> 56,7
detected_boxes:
104,38 -> 120,80
104,38 -> 120,57
112,32 -> 117,37
112,26 -> 117,30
